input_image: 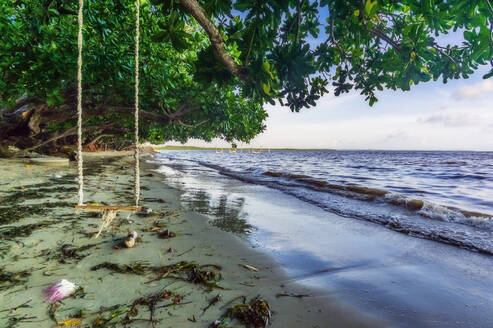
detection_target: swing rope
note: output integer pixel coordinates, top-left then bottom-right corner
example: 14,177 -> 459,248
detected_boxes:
134,0 -> 141,207
76,0 -> 84,206
76,0 -> 141,236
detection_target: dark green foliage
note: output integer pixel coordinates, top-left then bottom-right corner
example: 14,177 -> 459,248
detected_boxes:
0,0 -> 266,147
1,0 -> 492,148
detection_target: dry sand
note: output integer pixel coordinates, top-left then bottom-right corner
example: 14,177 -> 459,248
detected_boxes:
0,153 -> 387,327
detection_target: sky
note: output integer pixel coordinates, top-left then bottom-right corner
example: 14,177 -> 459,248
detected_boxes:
167,66 -> 493,151
165,7 -> 493,151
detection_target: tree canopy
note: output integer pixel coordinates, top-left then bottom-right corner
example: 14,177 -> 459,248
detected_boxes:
1,0 -> 492,153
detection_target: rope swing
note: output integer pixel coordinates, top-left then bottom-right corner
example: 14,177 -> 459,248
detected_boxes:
75,0 -> 142,236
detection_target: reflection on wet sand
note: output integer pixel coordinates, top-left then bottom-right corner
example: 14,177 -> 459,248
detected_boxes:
180,189 -> 252,234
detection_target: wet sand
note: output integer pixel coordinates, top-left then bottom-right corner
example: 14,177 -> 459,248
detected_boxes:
0,154 -> 385,327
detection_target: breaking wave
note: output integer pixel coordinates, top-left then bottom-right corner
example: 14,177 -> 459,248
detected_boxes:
262,170 -> 493,231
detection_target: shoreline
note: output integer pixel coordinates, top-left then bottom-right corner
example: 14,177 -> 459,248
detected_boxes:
153,150 -> 493,328
0,153 -> 386,327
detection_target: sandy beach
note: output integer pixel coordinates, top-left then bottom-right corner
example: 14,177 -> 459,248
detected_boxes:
0,153 -> 385,327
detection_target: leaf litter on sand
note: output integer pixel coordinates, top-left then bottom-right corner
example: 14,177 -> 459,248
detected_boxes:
46,287 -> 190,328
90,260 -> 224,289
211,296 -> 272,328
0,268 -> 31,291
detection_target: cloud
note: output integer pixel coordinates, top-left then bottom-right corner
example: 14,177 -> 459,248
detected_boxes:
384,130 -> 409,140
418,112 -> 476,127
452,80 -> 493,100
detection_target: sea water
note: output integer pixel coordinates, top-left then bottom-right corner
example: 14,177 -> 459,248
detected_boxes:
154,150 -> 493,254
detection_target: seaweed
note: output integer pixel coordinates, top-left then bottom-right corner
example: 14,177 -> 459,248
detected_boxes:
0,221 -> 57,239
90,305 -> 129,328
0,201 -> 71,225
40,242 -> 100,263
202,294 -> 222,315
142,197 -> 166,203
50,289 -> 188,328
124,289 -> 180,327
0,184 -> 74,225
90,261 -> 150,275
90,260 -> 223,289
224,296 -> 271,328
0,268 -> 31,290
0,242 -> 11,259
0,299 -> 32,314
58,243 -> 98,262
0,204 -> 47,225
6,314 -> 37,328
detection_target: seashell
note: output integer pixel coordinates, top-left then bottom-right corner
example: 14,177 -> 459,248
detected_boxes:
124,231 -> 138,248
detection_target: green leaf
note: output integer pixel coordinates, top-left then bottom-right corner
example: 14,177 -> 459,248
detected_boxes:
364,0 -> 378,16
262,83 -> 271,95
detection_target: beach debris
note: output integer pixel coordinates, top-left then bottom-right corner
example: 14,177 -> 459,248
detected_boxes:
123,289 -> 191,327
238,264 -> 259,272
142,197 -> 165,203
0,268 -> 31,291
154,219 -> 167,228
220,295 -> 246,310
42,279 -> 77,303
91,261 -> 149,275
211,296 -> 271,328
124,231 -> 138,248
6,314 -> 37,328
173,294 -> 183,304
0,299 -> 32,314
137,207 -> 155,217
157,229 -> 176,239
209,319 -> 231,328
239,281 -> 256,287
202,294 -> 222,316
225,296 -> 271,328
176,246 -> 195,257
0,221 -> 57,240
41,243 -> 99,264
91,260 -> 224,289
56,318 -> 82,326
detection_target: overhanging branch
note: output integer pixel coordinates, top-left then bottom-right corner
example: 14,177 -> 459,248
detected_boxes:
178,0 -> 248,81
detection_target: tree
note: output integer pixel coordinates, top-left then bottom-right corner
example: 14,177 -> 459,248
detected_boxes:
1,0 -> 492,154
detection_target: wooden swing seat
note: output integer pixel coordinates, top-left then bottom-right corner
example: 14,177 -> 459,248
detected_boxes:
75,205 -> 142,211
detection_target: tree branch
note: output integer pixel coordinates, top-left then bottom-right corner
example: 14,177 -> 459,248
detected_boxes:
370,27 -> 401,52
23,125 -> 106,152
176,119 -> 207,128
85,133 -> 114,146
178,0 -> 248,80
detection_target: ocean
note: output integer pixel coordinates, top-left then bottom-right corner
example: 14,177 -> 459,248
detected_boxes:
153,150 -> 493,254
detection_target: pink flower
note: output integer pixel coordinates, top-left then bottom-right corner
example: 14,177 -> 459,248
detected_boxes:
42,279 -> 76,303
